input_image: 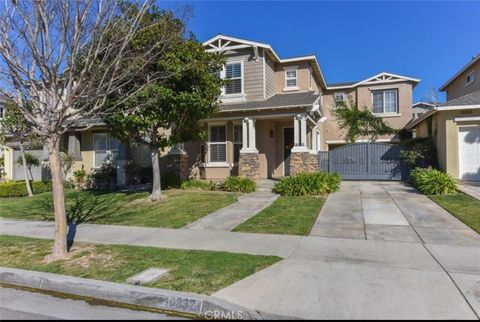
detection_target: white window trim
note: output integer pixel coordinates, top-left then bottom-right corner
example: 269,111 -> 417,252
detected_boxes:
221,60 -> 245,98
92,133 -> 120,168
466,71 -> 476,87
372,89 -> 399,115
207,124 -> 228,165
284,66 -> 299,91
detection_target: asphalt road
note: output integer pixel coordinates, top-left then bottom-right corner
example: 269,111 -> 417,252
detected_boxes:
0,287 -> 186,320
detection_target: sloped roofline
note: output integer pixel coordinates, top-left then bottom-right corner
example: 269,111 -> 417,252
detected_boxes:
439,54 -> 480,91
203,34 -> 328,89
326,72 -> 421,90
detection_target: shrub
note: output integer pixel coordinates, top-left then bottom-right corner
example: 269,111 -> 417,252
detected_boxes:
161,173 -> 181,189
0,181 -> 52,197
86,153 -> 117,190
72,168 -> 87,189
410,168 -> 457,195
400,138 -> 437,168
273,172 -> 341,196
220,176 -> 256,193
181,179 -> 216,191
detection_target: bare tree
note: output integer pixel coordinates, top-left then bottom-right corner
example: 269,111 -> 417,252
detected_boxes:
0,0 -> 162,260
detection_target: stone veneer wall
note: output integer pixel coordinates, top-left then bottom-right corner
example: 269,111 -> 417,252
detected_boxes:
165,153 -> 190,180
238,153 -> 261,179
290,151 -> 319,175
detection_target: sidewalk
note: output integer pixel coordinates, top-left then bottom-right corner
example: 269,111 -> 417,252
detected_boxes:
459,181 -> 480,200
184,180 -> 278,231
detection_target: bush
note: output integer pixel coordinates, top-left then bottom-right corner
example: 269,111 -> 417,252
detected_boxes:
181,179 -> 216,191
273,172 -> 341,196
161,173 -> 181,189
0,181 -> 52,197
410,168 -> 457,195
220,176 -> 256,193
400,138 -> 437,168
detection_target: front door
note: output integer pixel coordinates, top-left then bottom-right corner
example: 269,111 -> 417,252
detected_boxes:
284,127 -> 294,176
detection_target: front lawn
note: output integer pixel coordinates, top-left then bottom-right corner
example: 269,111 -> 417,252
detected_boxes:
429,192 -> 480,234
0,235 -> 280,295
233,196 -> 325,235
0,189 -> 237,229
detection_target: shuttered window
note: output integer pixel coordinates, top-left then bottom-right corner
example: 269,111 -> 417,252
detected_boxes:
225,63 -> 242,95
209,125 -> 227,163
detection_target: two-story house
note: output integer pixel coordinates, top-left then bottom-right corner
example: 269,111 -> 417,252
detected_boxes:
175,35 -> 420,180
1,34 -> 421,183
408,54 -> 480,181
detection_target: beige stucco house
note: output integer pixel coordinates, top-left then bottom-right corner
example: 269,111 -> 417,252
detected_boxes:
408,54 -> 480,181
1,34 -> 422,183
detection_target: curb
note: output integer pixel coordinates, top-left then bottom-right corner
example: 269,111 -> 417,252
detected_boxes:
0,267 -> 290,320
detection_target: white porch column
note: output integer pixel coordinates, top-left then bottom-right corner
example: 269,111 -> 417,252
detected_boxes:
241,117 -> 258,153
292,114 -> 308,152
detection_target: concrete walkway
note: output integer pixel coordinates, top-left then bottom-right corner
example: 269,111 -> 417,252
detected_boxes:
459,181 -> 480,200
1,181 -> 480,319
183,180 -> 278,231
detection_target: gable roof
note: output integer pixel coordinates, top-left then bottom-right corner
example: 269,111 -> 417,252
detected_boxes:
219,91 -> 320,112
439,54 -> 480,91
203,34 -> 327,89
326,72 -> 421,90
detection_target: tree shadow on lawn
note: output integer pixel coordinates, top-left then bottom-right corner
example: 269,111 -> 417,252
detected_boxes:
38,191 -> 126,251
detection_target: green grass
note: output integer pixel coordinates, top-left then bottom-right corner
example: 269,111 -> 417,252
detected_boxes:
0,189 -> 237,229
0,235 -> 280,295
233,196 -> 325,236
429,192 -> 480,234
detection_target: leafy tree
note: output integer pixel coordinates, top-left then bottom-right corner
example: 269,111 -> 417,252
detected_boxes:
106,8 -> 225,201
16,152 -> 41,182
333,98 -> 396,143
0,102 -> 42,197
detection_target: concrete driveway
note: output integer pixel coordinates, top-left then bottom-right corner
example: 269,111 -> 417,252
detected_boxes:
214,181 -> 480,319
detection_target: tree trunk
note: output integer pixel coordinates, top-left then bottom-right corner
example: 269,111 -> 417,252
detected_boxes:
150,146 -> 164,202
19,143 -> 33,197
46,137 -> 69,260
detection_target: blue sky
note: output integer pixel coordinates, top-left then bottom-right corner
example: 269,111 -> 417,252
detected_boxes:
162,1 -> 480,103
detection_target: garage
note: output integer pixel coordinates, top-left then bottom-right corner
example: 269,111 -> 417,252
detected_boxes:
459,125 -> 480,181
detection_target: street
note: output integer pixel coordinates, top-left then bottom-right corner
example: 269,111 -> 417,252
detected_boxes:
0,287 -> 186,320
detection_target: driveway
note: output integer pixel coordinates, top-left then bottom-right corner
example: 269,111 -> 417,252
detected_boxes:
214,181 -> 480,319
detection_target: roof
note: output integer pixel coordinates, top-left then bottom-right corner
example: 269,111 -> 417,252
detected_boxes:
407,90 -> 480,130
203,34 -> 328,89
440,89 -> 480,107
412,102 -> 436,108
326,72 -> 421,90
440,54 -> 480,91
219,91 -> 319,112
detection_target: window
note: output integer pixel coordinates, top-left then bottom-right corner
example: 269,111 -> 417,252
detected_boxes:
233,124 -> 242,163
372,89 -> 398,114
93,133 -> 121,168
334,92 -> 346,102
285,67 -> 297,88
466,71 -> 476,86
208,125 -> 227,163
225,62 -> 242,95
0,105 -> 4,119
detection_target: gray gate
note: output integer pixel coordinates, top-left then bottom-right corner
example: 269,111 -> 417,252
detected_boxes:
318,143 -> 409,180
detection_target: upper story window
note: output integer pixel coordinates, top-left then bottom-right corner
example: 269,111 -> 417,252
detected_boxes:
225,62 -> 243,95
334,92 -> 346,102
285,67 -> 298,89
372,89 -> 398,114
466,71 -> 476,86
208,125 -> 227,163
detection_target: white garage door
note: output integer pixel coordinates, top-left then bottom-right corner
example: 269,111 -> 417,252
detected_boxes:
459,126 -> 480,181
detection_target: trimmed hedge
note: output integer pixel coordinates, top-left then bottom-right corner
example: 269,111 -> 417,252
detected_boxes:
0,181 -> 52,198
181,179 -> 216,191
410,168 -> 457,195
220,176 -> 256,193
161,173 -> 181,189
274,172 -> 341,196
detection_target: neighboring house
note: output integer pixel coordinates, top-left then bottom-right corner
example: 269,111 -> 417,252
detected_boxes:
1,34 -> 421,183
411,102 -> 436,121
408,54 -> 480,181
